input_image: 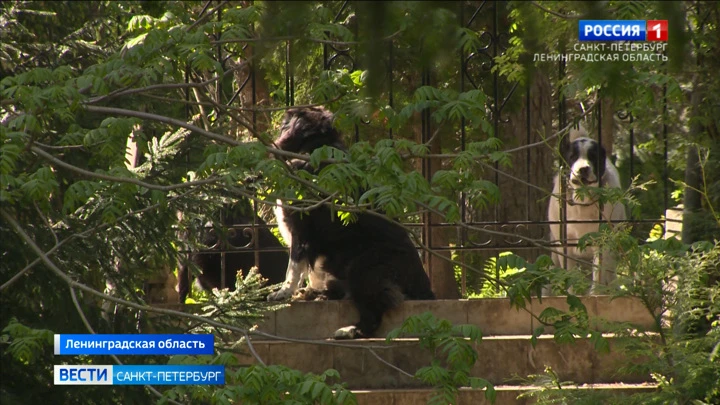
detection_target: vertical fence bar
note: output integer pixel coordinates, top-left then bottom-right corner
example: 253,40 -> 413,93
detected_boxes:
663,84 -> 669,214
628,114 -> 634,221
286,41 -> 294,106
388,40 -> 394,139
217,3 -> 227,291
525,84 -> 531,222
598,98 -> 604,223
421,67 -> 433,287
558,57 -> 568,271
182,60 -> 192,298
458,2 -> 467,296
492,1 -> 501,294
492,1 -> 500,225
220,210 -> 226,291
250,34 -> 261,272
216,5 -> 223,117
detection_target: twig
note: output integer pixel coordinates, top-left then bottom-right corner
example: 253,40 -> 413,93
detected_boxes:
188,1 -> 230,31
34,201 -> 58,245
83,105 -> 242,145
32,146 -> 220,191
416,202 -> 595,268
368,348 -> 416,378
477,160 -> 552,195
209,29 -> 404,47
32,141 -> 86,150
530,1 -> 586,19
1,207 -> 410,354
412,105 -> 597,160
81,105 -> 317,162
86,65 -> 241,104
242,331 -> 266,366
229,93 -> 346,113
0,188 -> 200,292
69,287 -> 183,405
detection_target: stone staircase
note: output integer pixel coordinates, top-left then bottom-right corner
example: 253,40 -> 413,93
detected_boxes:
240,296 -> 658,404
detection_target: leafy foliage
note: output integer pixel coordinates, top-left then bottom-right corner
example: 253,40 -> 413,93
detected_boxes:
163,356 -> 356,405
184,268 -> 287,346
1,1 -> 719,404
509,235 -> 719,404
1,318 -> 54,365
387,312 -> 495,404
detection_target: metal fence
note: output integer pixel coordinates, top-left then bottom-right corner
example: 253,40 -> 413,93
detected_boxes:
180,1 -> 672,298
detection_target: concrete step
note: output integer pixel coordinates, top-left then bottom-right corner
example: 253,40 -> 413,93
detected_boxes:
352,384 -> 658,405
256,296 -> 656,340
236,334 -> 651,389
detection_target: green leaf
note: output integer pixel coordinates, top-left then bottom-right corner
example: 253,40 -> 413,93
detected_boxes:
530,326 -> 545,348
590,331 -> 610,354
538,307 -> 567,323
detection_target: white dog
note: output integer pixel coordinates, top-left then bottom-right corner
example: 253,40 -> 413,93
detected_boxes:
547,131 -> 626,294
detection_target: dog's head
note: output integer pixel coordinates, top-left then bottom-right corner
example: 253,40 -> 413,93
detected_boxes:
562,137 -> 606,188
275,107 -> 345,154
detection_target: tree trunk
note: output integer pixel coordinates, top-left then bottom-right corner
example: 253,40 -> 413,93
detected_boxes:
682,74 -> 704,245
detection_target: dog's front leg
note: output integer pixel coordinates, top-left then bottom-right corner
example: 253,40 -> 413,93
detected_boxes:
268,239 -> 308,301
267,259 -> 308,301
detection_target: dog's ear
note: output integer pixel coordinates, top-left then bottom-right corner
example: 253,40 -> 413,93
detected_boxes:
559,135 -> 571,167
596,142 -> 607,181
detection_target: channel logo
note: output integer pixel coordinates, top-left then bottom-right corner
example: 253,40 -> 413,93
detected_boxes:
54,365 -> 225,385
54,365 -> 113,385
579,20 -> 668,41
646,20 -> 669,41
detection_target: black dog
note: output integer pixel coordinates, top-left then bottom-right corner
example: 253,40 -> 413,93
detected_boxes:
177,206 -> 288,303
267,107 -> 435,339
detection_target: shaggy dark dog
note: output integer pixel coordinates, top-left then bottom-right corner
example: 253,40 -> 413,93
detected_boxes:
267,107 -> 435,339
177,206 -> 288,303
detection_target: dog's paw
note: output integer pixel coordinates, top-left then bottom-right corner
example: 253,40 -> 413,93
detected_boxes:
291,287 -> 328,302
267,287 -> 293,301
333,325 -> 364,340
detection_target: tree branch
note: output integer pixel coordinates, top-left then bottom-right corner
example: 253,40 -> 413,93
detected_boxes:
31,146 -> 219,191
81,100 -> 599,172
86,64 -> 242,104
83,105 -> 242,145
81,105 -> 314,162
188,0 -> 230,31
227,93 -> 347,113
416,202 -> 596,269
69,287 -> 183,405
0,207 -> 410,355
0,188 -> 201,292
209,29 -> 404,47
530,1 -> 587,19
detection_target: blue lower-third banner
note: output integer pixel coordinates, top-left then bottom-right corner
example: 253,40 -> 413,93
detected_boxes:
54,334 -> 214,355
54,365 -> 225,385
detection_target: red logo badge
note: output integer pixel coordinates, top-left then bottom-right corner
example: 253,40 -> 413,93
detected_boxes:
646,20 -> 668,41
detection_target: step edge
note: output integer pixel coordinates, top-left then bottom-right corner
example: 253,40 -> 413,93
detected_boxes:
248,332 -> 659,344
350,383 -> 659,394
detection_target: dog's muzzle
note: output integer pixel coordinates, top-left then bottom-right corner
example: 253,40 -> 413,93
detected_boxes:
570,166 -> 596,187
